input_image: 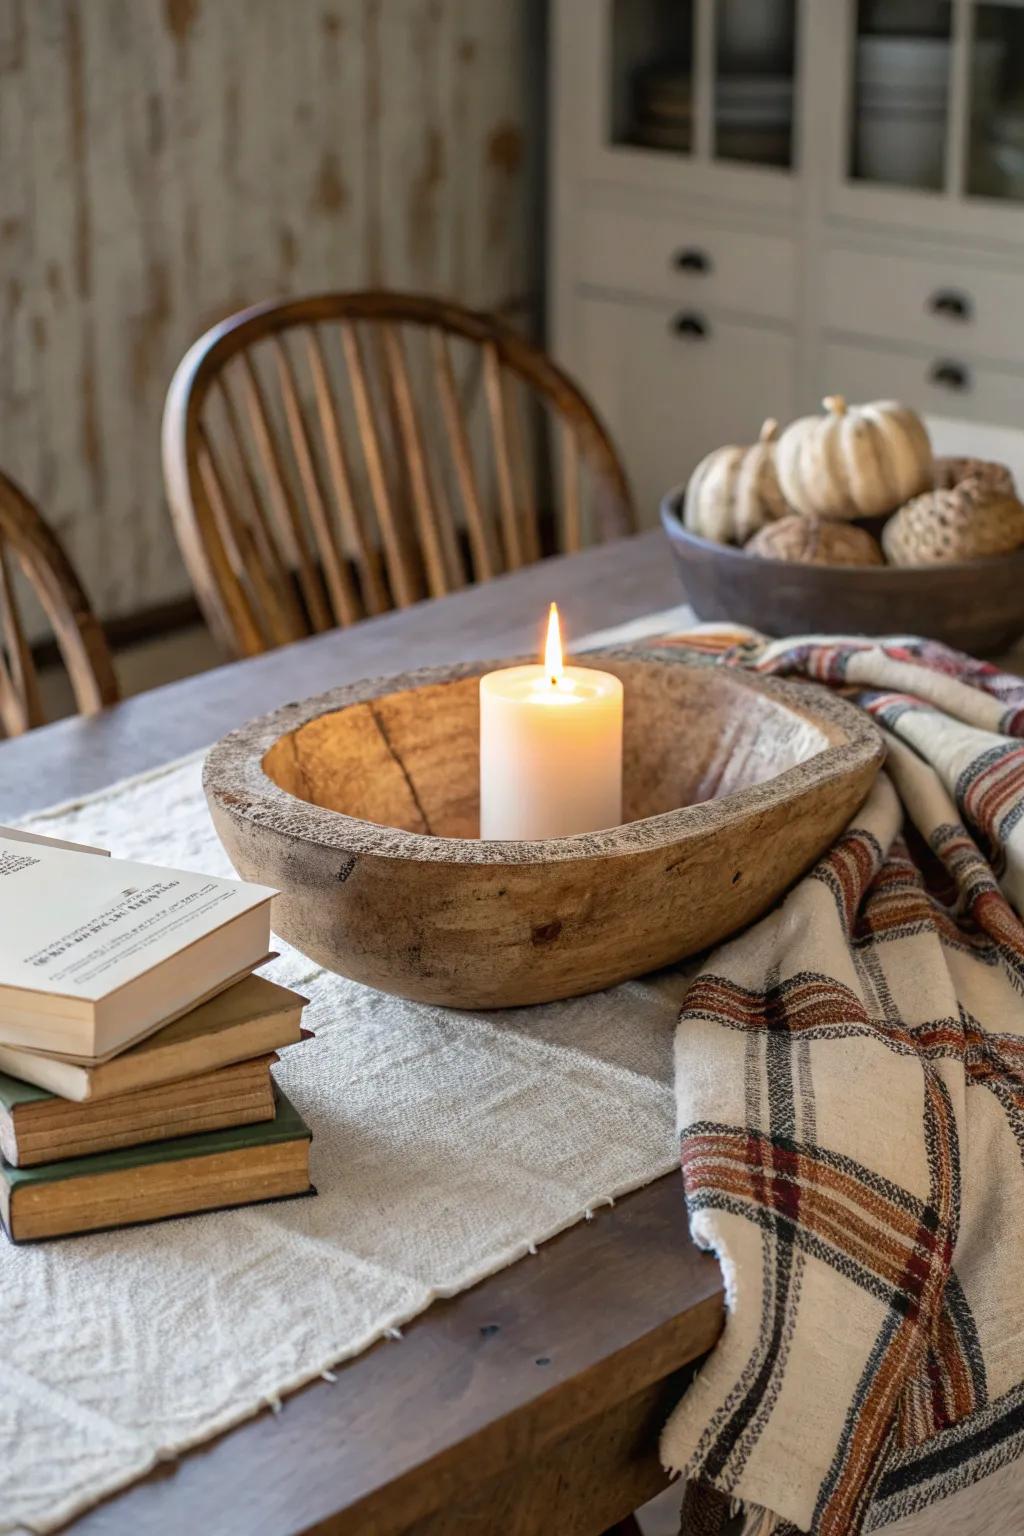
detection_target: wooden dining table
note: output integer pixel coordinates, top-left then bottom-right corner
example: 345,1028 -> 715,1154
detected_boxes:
0,528 -> 724,1536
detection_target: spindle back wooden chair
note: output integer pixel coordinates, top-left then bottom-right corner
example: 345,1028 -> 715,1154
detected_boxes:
162,291 -> 635,658
0,470 -> 119,736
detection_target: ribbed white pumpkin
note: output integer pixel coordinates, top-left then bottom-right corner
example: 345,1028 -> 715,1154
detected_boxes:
775,396 -> 933,521
684,419 -> 790,544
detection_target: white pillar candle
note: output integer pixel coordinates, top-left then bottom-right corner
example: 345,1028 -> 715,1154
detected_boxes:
479,604 -> 623,840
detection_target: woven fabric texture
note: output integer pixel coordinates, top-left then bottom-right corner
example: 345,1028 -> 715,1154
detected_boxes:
660,630 -> 1024,1535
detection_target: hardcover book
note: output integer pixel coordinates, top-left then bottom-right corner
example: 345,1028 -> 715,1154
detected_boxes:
0,975 -> 307,1101
0,1053 -> 279,1167
0,1085 -> 313,1242
0,834 -> 276,1059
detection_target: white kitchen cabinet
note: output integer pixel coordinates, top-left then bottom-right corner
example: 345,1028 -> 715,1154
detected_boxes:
575,292 -> 797,527
821,338 -> 1024,424
820,243 -> 1024,367
577,199 -> 799,323
551,0 -> 1024,524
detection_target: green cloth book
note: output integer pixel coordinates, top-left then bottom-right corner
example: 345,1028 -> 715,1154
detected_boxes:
1,1085 -> 313,1243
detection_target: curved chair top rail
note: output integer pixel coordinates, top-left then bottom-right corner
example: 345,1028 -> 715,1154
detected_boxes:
162,290 -> 636,658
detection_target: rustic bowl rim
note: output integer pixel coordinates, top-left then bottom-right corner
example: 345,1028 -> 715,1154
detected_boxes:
661,484 -> 1024,578
203,646 -> 884,867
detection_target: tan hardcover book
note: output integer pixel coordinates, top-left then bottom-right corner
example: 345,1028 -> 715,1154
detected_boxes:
0,1087 -> 313,1243
10,957 -> 279,1067
0,1054 -> 280,1167
0,975 -> 307,1102
0,834 -> 276,1059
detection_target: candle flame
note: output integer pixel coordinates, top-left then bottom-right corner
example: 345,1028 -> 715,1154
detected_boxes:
544,602 -> 563,687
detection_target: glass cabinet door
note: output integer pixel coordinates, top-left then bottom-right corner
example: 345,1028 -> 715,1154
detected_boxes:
605,0 -> 800,173
848,0 -> 953,192
608,0 -> 696,155
714,0 -> 799,169
967,4 -> 1024,200
843,0 -> 1024,204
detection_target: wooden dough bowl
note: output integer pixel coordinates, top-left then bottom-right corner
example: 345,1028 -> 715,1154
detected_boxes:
204,648 -> 883,1008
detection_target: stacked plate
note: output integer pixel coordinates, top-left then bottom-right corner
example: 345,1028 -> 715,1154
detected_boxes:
854,36 -> 1004,188
631,68 -> 692,153
630,70 -> 795,163
717,76 -> 793,165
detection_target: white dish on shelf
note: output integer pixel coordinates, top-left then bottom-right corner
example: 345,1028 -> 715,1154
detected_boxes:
859,86 -> 947,108
857,35 -> 950,84
855,108 -> 945,186
717,76 -> 792,128
857,35 -> 1002,100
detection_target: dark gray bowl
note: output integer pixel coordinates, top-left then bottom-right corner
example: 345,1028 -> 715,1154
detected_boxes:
662,486 -> 1024,656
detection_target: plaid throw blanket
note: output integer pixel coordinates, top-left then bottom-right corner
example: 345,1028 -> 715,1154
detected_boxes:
657,631 -> 1024,1536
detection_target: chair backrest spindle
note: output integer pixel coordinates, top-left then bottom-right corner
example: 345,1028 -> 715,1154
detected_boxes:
339,320 -> 421,609
238,353 -> 332,633
561,420 -> 583,555
381,323 -> 455,600
482,340 -> 524,571
431,330 -> 497,584
304,327 -> 389,618
213,376 -> 307,643
163,291 -> 635,659
271,335 -> 361,628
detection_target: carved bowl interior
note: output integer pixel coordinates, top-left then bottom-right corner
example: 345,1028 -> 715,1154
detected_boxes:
260,656 -> 843,837
205,649 -> 884,1007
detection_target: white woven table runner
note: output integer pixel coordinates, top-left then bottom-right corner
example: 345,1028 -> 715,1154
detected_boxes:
2,609 -> 693,1534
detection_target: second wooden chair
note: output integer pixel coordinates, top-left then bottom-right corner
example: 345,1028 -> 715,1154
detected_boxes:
0,469 -> 119,737
162,291 -> 635,658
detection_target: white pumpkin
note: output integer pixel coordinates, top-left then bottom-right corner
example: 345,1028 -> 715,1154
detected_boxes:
775,396 -> 933,521
684,419 -> 790,544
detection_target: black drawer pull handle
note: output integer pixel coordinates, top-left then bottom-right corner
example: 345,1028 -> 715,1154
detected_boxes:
929,360 -> 970,392
929,289 -> 972,321
672,248 -> 711,274
670,312 -> 709,339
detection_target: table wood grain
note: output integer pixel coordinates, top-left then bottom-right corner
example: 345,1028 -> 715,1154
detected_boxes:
0,531 -> 725,1536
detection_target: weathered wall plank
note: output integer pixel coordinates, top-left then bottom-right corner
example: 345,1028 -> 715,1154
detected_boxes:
0,0 -> 532,624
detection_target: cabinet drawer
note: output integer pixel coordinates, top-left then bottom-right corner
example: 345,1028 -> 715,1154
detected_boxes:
577,204 -> 798,323
575,291 -> 797,527
820,339 -> 1024,431
823,247 -> 1024,369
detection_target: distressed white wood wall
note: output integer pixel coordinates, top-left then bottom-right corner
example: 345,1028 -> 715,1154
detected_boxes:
0,0 -> 532,624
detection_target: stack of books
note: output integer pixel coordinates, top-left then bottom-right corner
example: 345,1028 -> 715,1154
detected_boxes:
0,827 -> 313,1242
